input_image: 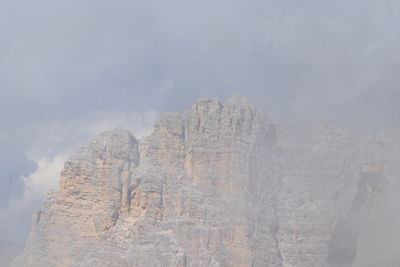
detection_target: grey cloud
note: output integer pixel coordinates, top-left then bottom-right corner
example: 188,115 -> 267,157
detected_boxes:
0,130 -> 37,203
1,0 -> 397,121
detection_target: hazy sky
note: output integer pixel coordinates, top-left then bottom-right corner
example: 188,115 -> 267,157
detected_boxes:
1,0 -> 399,243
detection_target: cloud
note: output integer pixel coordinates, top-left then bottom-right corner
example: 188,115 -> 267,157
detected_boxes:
23,156 -> 65,197
1,0 -> 398,129
0,136 -> 37,203
0,155 -> 65,243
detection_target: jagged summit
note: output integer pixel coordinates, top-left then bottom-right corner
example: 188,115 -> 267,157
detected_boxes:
191,95 -> 256,111
13,96 -> 400,267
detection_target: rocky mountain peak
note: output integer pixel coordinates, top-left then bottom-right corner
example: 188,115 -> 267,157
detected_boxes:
13,96 -> 400,267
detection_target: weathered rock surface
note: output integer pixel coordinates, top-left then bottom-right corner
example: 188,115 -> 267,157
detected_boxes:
13,96 -> 400,266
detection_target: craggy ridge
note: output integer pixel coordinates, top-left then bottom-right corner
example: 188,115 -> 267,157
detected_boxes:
14,96 -> 400,266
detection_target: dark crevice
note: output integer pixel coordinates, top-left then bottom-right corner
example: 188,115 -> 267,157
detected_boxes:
36,211 -> 43,224
127,178 -> 141,213
272,197 -> 283,263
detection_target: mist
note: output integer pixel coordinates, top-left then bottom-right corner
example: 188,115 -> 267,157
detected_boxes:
1,0 -> 399,266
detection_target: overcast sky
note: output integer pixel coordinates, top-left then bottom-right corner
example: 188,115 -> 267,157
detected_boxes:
1,0 -> 399,243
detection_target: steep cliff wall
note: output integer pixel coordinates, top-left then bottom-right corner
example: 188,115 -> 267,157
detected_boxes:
13,96 -> 400,266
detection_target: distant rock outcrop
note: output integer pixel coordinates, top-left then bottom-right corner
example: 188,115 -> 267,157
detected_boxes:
13,96 -> 400,266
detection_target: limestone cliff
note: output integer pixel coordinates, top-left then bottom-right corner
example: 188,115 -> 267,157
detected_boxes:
13,96 -> 400,266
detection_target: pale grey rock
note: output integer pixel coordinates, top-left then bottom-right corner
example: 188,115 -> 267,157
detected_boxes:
13,96 -> 400,266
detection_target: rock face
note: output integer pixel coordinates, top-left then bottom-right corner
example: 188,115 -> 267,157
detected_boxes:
13,96 -> 400,266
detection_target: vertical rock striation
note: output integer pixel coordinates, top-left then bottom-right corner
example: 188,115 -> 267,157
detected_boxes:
13,96 -> 400,266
